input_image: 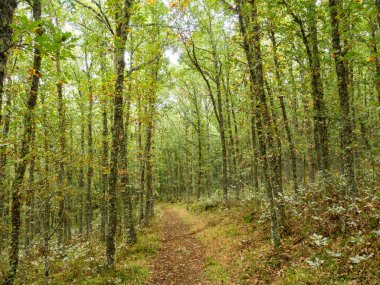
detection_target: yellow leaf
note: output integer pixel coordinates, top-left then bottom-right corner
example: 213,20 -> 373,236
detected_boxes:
366,56 -> 376,63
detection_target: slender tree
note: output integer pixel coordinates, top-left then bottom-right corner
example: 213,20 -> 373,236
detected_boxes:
5,0 -> 42,282
106,0 -> 134,267
329,0 -> 357,197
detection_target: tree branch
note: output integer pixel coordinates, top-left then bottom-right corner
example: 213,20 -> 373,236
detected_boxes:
73,0 -> 114,35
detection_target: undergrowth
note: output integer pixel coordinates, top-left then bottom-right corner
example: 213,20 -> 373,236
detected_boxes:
172,172 -> 380,284
0,212 -> 161,285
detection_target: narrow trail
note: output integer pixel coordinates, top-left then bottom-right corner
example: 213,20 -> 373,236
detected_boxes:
146,207 -> 208,285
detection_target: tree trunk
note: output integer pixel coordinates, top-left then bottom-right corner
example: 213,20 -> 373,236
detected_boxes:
0,87 -> 11,249
137,93 -> 145,227
5,0 -> 42,282
106,0 -> 133,267
42,93 -> 51,284
100,92 -> 108,242
24,127 -> 36,250
237,0 -> 281,248
185,124 -> 190,209
0,0 -> 16,251
0,0 -> 17,125
329,0 -> 357,197
119,96 -> 137,244
78,91 -> 85,235
86,83 -> 93,237
144,108 -> 153,225
269,30 -> 299,193
282,0 -> 329,174
56,46 -> 66,246
193,92 -> 203,200
224,75 -> 239,199
265,81 -> 285,226
309,1 -> 329,174
213,55 -> 228,203
237,3 -> 259,192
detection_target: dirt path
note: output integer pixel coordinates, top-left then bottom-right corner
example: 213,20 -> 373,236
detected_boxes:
146,207 -> 208,285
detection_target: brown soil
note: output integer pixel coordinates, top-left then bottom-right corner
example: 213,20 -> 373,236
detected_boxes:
146,207 -> 208,285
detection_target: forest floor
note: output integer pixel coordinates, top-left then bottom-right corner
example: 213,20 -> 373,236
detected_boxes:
2,198 -> 377,284
146,207 -> 208,285
153,200 -> 379,285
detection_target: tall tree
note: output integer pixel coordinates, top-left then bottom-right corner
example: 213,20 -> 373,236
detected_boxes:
106,0 -> 134,267
5,0 -> 42,283
329,0 -> 357,197
235,0 -> 282,248
0,0 -> 17,244
281,0 -> 329,174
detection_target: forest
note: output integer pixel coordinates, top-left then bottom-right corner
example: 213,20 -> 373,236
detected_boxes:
0,0 -> 379,284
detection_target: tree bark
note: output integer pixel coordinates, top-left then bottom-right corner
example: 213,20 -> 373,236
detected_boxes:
144,67 -> 158,224
119,94 -> 137,244
100,89 -> 108,242
185,124 -> 190,209
78,91 -> 85,235
144,105 -> 154,225
236,2 -> 259,192
106,0 -> 133,267
329,0 -> 357,197
5,0 -> 42,282
56,46 -> 66,246
86,83 -> 93,237
0,0 -> 17,125
41,93 -> 51,285
137,92 -> 145,227
24,127 -> 36,250
236,0 -> 281,248
0,88 -> 11,226
0,0 -> 16,250
193,91 -> 203,200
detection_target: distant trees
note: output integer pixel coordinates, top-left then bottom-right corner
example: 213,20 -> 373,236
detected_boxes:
159,0 -> 379,248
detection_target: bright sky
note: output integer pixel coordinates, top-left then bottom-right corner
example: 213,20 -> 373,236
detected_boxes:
164,48 -> 181,65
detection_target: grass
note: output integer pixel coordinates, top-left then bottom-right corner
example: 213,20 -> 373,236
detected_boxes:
204,257 -> 229,284
1,211 -> 162,285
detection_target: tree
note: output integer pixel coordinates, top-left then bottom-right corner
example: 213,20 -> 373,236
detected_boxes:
106,0 -> 134,267
5,0 -> 42,283
329,0 -> 357,197
0,0 -> 17,125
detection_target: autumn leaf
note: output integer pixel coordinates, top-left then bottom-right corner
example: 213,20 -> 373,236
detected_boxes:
28,68 -> 36,75
366,56 -> 376,63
